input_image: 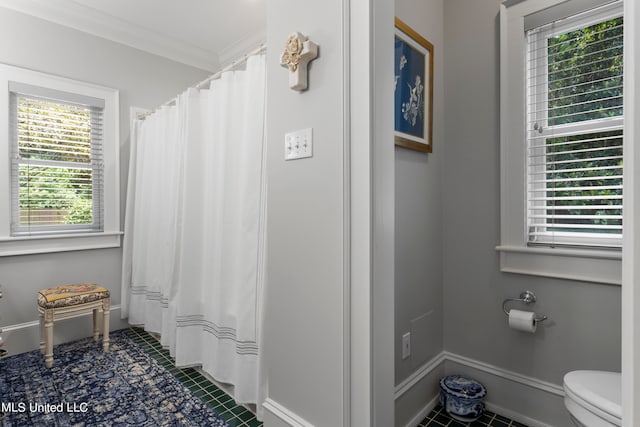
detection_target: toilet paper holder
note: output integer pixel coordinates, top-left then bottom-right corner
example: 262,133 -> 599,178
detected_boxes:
502,291 -> 548,323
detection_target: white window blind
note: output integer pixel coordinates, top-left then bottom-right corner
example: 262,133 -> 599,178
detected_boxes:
9,84 -> 104,235
526,1 -> 623,249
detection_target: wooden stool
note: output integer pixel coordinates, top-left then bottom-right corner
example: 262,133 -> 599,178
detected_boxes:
37,283 -> 110,368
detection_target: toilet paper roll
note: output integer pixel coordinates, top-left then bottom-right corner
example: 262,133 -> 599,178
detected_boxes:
508,309 -> 537,333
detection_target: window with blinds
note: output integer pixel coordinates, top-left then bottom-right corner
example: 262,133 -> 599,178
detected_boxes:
526,1 -> 623,249
9,84 -> 104,235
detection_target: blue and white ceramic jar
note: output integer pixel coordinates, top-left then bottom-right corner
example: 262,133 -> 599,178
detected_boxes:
439,375 -> 487,422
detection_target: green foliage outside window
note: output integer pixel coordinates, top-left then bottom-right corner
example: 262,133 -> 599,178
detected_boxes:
543,16 -> 623,235
547,17 -> 623,126
17,98 -> 94,227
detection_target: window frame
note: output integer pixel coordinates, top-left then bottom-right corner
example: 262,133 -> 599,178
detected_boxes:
526,5 -> 624,248
10,89 -> 104,235
498,0 -> 622,285
0,64 -> 121,256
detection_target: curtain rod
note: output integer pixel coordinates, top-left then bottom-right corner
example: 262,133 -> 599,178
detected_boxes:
195,43 -> 267,90
137,43 -> 267,120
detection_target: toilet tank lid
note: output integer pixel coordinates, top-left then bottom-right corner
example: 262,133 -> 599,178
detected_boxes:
563,370 -> 621,420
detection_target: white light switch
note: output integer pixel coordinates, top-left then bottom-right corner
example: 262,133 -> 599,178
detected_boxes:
285,128 -> 313,160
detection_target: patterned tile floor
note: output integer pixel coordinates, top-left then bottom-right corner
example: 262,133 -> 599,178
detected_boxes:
417,406 -> 529,427
127,327 -> 263,427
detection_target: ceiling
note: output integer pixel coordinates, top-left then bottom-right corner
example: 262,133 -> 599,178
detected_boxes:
0,0 -> 267,71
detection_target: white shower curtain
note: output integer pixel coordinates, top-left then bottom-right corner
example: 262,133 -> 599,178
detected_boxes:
121,54 -> 267,408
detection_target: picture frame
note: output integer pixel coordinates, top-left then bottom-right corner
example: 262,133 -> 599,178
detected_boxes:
394,18 -> 434,153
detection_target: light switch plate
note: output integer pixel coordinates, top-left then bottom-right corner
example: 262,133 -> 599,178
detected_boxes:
285,128 -> 313,160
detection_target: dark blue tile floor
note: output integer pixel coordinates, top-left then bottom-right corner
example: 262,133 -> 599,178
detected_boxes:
417,405 -> 529,427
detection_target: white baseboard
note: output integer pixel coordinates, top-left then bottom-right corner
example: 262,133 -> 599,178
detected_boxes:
443,351 -> 564,397
484,402 -> 556,427
402,394 -> 439,427
2,304 -> 123,332
394,351 -> 446,400
1,304 -> 127,356
395,351 -> 569,427
262,398 -> 315,427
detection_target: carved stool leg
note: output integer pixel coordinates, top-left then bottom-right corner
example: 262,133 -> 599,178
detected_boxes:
92,308 -> 99,341
39,310 -> 45,354
102,298 -> 110,351
44,309 -> 54,368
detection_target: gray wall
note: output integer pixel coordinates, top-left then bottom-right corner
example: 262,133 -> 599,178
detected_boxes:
394,0 -> 445,425
0,8 -> 210,355
442,0 -> 621,422
263,1 -> 346,425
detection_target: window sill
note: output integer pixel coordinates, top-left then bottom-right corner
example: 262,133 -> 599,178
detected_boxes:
0,232 -> 123,257
495,245 -> 622,285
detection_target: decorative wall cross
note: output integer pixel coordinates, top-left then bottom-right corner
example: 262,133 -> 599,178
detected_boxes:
280,32 -> 318,92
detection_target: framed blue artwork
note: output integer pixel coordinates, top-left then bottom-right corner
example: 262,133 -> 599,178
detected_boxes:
394,18 -> 433,153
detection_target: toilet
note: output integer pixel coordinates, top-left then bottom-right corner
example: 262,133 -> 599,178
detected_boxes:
563,370 -> 621,427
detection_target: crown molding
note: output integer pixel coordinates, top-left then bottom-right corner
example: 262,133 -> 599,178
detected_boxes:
0,0 -> 219,71
502,0 -> 527,7
217,31 -> 266,68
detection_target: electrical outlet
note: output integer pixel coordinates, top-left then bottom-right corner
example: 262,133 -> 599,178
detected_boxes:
402,332 -> 411,359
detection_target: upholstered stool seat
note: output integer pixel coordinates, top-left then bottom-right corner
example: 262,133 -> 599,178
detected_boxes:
37,283 -> 110,368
